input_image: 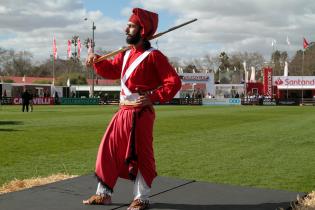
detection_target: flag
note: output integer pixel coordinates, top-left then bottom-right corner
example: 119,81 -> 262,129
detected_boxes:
245,70 -> 249,83
271,39 -> 277,47
78,38 -> 82,58
286,36 -> 291,45
250,66 -> 256,82
67,78 -> 70,87
283,61 -> 289,76
67,40 -> 72,58
303,38 -> 309,49
242,61 -> 247,71
53,36 -> 57,60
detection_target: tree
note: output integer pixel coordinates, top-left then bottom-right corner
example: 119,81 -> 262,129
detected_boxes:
168,57 -> 181,73
55,72 -> 87,86
229,52 -> 265,83
217,52 -> 231,83
271,50 -> 281,76
203,54 -> 219,73
183,63 -> 197,73
1,50 -> 33,76
218,52 -> 230,70
289,44 -> 315,76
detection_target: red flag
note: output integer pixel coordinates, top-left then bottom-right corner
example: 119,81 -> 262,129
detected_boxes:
53,37 -> 57,60
67,40 -> 72,58
303,38 -> 309,49
77,38 -> 81,58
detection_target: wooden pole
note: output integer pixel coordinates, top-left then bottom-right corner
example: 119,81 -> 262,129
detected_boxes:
94,18 -> 198,63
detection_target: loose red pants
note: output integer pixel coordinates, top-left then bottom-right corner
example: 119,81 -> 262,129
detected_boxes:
95,106 -> 157,191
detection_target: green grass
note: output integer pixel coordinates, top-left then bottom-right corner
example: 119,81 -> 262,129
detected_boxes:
0,105 -> 315,192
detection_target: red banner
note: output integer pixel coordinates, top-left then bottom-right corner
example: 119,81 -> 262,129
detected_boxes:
263,67 -> 273,96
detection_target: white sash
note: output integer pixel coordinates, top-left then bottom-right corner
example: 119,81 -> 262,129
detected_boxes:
120,48 -> 155,99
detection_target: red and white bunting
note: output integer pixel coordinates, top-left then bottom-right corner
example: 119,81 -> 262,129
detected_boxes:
78,38 -> 81,58
67,40 -> 72,58
53,36 -> 57,60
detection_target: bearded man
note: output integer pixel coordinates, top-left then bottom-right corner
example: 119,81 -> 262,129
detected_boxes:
83,8 -> 181,210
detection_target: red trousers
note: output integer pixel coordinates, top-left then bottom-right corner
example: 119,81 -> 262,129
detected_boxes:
95,106 -> 157,191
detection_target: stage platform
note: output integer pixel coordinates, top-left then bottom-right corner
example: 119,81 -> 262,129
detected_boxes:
0,174 -> 302,210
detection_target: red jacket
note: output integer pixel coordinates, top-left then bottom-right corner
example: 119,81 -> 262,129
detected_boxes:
93,47 -> 181,103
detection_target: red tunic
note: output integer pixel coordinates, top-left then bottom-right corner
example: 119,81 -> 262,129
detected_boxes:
93,46 -> 181,191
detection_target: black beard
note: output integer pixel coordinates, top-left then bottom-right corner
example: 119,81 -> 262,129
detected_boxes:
126,31 -> 141,45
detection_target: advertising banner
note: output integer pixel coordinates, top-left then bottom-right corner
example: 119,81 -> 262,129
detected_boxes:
61,98 -> 99,105
273,76 -> 315,89
13,97 -> 54,105
263,67 -> 273,96
202,98 -> 241,105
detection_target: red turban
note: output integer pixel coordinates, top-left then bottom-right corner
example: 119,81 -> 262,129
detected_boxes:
128,8 -> 158,39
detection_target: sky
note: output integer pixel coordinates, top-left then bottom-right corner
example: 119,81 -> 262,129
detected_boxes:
1,0 -> 315,64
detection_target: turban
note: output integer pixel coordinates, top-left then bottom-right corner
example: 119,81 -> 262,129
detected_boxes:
129,8 -> 158,39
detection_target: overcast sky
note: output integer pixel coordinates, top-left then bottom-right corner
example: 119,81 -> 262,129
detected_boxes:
0,0 -> 314,63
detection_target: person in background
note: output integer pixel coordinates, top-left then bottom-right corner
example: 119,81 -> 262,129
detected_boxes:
21,87 -> 30,112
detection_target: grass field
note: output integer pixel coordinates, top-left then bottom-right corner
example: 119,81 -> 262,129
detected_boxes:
0,105 -> 315,192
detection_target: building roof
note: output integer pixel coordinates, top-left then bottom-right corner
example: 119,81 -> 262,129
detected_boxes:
1,76 -> 119,86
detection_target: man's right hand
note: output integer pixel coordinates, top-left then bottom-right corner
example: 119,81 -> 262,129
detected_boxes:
85,53 -> 99,67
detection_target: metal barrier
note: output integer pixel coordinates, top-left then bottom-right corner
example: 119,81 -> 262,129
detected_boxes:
300,98 -> 315,106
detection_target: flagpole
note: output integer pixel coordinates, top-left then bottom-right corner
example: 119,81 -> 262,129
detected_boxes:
301,50 -> 304,105
286,63 -> 288,101
242,61 -> 247,102
271,40 -> 275,101
52,36 -> 57,86
245,70 -> 247,103
218,68 -> 220,83
52,55 -> 55,86
91,21 -> 95,97
286,36 -> 290,101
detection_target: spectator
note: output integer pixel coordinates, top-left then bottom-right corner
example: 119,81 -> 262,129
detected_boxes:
21,88 -> 30,112
54,92 -> 59,105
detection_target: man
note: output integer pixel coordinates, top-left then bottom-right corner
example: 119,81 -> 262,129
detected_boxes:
21,87 -> 30,112
83,8 -> 181,210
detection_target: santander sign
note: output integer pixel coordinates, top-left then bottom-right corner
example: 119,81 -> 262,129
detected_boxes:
273,76 -> 315,88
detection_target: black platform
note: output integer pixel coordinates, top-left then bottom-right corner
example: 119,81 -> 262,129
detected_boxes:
0,175 -> 302,210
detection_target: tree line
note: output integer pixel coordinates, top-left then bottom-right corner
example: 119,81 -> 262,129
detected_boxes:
1,43 -> 315,85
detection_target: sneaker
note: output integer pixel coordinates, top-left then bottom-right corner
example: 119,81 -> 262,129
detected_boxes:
82,194 -> 112,205
127,199 -> 150,210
